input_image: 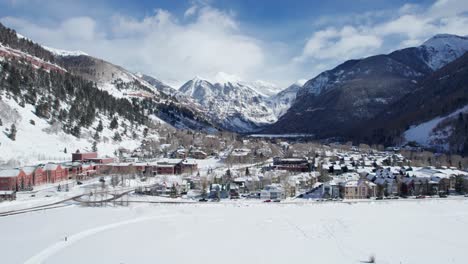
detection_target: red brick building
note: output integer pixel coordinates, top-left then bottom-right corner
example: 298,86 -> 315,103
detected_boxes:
20,166 -> 36,190
32,167 -> 46,186
0,169 -> 26,191
43,164 -> 67,183
72,151 -> 98,162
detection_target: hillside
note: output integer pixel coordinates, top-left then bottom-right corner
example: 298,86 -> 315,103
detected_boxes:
0,22 -> 217,165
361,51 -> 468,153
265,34 -> 468,150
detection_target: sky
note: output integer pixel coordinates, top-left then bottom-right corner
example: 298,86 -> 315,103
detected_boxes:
0,0 -> 468,87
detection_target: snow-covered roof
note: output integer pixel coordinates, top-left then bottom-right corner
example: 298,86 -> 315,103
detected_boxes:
157,158 -> 183,165
345,180 -> 358,187
43,163 -> 60,171
0,169 -> 22,178
181,159 -> 197,165
22,166 -> 37,174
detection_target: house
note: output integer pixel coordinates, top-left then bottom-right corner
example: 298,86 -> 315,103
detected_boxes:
153,158 -> 198,175
208,183 -> 229,199
228,148 -> 252,163
0,169 -> 25,191
322,180 -> 340,198
341,180 -> 376,199
180,159 -> 198,174
154,159 -> 181,174
260,184 -> 285,200
190,149 -> 207,159
171,148 -> 187,159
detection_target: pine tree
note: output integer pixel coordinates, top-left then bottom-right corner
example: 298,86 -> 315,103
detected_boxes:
245,167 -> 250,176
8,124 -> 16,141
0,118 -> 2,126
143,127 -> 149,137
71,125 -> 81,138
92,141 -> 98,152
113,132 -> 122,141
93,131 -> 100,141
64,147 -> 67,154
96,120 -> 103,132
110,117 -> 118,130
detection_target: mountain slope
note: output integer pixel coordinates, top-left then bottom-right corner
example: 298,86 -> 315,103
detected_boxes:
360,51 -> 468,153
56,54 -> 218,131
265,34 -> 468,141
269,82 -> 303,117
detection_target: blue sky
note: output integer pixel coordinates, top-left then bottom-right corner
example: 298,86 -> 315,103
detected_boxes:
1,0 -> 467,87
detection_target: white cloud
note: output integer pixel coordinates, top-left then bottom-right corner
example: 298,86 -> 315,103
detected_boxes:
1,6 -> 266,86
294,26 -> 382,62
294,0 -> 468,77
1,0 -> 468,87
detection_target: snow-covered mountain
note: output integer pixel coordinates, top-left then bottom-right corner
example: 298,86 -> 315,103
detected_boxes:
301,34 -> 468,96
266,33 -> 468,148
209,72 -> 283,97
178,77 -> 279,132
420,34 -> 468,70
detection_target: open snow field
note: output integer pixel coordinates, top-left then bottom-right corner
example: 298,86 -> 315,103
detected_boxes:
1,199 -> 468,264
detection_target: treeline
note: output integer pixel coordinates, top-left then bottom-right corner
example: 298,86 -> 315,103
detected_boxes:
0,22 -> 57,64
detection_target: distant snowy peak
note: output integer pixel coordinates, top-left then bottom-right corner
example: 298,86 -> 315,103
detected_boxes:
179,77 -> 215,99
420,34 -> 468,70
43,46 -> 88,57
183,72 -> 282,97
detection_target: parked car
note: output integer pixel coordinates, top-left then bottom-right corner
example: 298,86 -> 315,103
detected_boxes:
76,181 -> 83,185
263,199 -> 272,203
273,199 -> 281,203
439,194 -> 448,198
464,194 -> 468,198
99,177 -> 105,183
416,195 -> 425,199
376,197 -> 384,200
198,198 -> 208,202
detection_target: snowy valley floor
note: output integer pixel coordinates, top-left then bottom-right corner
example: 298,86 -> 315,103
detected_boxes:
1,199 -> 468,264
